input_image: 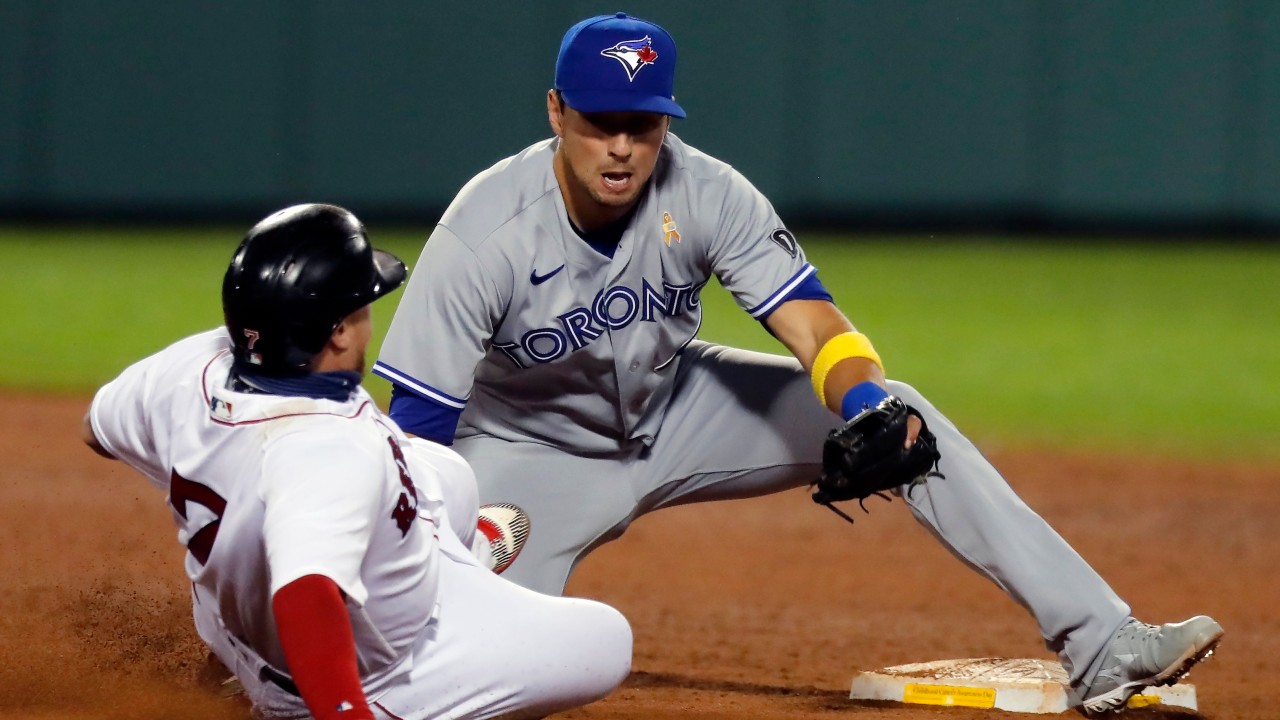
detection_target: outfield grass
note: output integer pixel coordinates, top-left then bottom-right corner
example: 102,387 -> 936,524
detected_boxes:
3,227 -> 1276,459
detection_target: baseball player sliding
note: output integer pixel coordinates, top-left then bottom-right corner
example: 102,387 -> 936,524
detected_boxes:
82,204 -> 630,720
375,13 -> 1222,715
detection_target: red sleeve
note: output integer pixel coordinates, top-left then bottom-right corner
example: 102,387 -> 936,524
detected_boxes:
272,574 -> 375,720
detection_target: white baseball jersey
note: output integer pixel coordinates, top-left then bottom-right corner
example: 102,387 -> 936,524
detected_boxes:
89,328 -> 464,705
376,133 -> 823,453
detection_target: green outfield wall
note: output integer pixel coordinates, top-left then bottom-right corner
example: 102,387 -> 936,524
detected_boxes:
3,1 -> 1279,230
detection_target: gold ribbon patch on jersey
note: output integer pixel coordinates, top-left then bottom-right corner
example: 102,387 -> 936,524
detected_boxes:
662,212 -> 681,246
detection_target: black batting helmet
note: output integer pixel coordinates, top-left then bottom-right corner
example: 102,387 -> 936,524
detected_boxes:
222,203 -> 406,376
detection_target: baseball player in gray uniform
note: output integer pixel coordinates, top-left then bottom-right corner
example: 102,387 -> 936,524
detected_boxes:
375,13 -> 1222,715
83,204 -> 630,720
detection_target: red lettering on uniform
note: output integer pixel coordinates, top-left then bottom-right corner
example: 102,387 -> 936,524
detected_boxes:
385,437 -> 419,537
391,494 -> 416,536
169,470 -> 227,565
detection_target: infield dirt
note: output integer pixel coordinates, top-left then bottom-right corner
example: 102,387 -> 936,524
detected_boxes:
2,393 -> 1275,719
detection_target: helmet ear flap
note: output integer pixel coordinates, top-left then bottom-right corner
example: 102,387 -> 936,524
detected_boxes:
221,204 -> 406,376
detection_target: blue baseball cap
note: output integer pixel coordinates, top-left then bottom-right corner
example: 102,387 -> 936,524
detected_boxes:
555,12 -> 686,118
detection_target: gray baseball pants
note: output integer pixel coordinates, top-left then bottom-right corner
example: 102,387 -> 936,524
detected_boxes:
456,340 -> 1129,689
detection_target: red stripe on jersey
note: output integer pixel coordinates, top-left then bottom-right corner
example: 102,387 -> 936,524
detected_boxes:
207,400 -> 372,427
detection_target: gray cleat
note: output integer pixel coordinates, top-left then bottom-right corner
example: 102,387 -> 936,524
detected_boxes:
1080,615 -> 1224,715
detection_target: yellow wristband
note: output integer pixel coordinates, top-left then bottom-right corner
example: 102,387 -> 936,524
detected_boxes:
810,332 -> 884,403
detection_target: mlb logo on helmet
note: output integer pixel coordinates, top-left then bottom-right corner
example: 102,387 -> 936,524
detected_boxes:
555,12 -> 687,118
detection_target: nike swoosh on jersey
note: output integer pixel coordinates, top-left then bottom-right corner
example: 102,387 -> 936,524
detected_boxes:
529,265 -> 565,285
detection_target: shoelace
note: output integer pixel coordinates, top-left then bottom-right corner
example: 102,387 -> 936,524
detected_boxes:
1114,622 -> 1160,659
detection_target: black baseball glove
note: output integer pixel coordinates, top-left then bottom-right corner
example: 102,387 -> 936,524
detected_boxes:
812,395 -> 944,522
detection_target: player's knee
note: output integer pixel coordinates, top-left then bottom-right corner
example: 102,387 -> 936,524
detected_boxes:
516,598 -> 631,716
585,602 -> 633,693
564,600 -> 633,699
601,604 -> 634,687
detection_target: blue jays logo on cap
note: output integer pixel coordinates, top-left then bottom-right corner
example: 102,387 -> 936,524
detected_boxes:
555,12 -> 687,118
601,36 -> 658,81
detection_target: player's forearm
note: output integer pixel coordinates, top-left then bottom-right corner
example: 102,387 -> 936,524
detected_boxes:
766,299 -> 855,372
818,357 -> 887,413
765,300 -> 887,416
272,574 -> 374,720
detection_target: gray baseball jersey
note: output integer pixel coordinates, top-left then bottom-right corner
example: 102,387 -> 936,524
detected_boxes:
377,133 -> 1134,692
376,133 -> 815,453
